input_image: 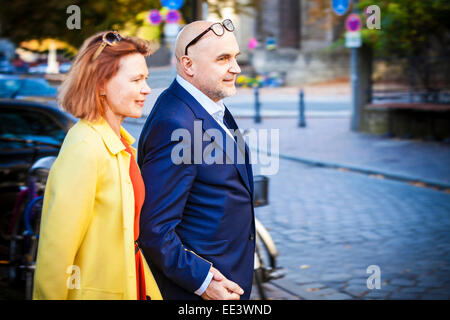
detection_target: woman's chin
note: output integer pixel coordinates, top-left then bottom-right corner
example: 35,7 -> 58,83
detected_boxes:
127,110 -> 143,119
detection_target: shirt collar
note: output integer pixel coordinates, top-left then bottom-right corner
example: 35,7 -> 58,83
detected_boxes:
82,118 -> 135,155
176,74 -> 225,118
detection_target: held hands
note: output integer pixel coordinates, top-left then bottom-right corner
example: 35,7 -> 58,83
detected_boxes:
201,266 -> 244,300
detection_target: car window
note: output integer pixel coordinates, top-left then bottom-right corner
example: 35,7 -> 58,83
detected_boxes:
0,108 -> 65,149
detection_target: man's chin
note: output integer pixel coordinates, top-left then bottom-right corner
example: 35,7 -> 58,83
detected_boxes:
222,86 -> 236,98
204,86 -> 236,101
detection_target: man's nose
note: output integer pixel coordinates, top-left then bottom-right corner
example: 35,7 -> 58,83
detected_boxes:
229,58 -> 241,74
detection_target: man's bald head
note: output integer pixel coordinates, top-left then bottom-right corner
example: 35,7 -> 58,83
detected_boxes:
174,21 -> 215,60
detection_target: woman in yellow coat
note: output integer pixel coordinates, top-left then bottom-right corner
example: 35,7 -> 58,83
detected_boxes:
33,31 -> 162,300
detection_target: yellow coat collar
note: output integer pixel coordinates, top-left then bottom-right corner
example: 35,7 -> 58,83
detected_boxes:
81,118 -> 135,155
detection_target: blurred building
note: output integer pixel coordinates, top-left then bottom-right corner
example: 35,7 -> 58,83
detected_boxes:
207,0 -> 349,85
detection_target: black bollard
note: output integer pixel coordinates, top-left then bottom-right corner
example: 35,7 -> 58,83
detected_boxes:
299,89 -> 306,127
254,85 -> 261,123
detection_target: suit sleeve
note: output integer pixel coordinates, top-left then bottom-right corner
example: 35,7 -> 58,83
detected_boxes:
138,117 -> 212,293
33,140 -> 97,300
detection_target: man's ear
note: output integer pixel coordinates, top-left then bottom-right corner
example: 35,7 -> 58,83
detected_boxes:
180,56 -> 194,77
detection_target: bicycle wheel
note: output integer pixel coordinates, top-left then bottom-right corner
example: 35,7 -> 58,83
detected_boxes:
8,196 -> 43,299
23,196 -> 43,300
8,196 -> 28,287
254,236 -> 268,300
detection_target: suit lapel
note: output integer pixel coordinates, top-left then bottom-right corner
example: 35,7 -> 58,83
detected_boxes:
170,80 -> 252,195
224,107 -> 254,195
223,108 -> 247,160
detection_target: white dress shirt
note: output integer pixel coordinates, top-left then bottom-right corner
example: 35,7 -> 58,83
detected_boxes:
176,75 -> 235,139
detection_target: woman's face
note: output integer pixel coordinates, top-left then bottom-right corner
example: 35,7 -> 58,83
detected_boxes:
103,53 -> 151,119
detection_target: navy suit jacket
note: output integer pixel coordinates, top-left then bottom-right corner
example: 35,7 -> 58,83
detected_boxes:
137,79 -> 255,300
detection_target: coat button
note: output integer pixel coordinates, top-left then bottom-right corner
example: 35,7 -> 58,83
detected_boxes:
249,234 -> 255,241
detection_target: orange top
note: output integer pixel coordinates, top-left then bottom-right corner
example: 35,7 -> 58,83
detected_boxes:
121,137 -> 147,300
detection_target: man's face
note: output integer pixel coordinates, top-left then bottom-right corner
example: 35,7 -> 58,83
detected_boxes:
189,30 -> 241,102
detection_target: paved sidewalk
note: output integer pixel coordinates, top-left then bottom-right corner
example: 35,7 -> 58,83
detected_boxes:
251,157 -> 450,300
236,117 -> 450,190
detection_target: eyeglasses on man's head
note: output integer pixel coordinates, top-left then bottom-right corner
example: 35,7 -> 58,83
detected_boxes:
184,19 -> 234,56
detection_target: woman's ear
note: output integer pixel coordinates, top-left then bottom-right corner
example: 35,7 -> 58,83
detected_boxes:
98,83 -> 106,96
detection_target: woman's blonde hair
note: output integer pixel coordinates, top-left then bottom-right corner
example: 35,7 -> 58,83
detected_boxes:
58,32 -> 152,121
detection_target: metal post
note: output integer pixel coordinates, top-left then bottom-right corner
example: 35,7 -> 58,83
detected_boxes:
299,89 -> 306,127
254,85 -> 261,123
350,47 -> 359,131
350,0 -> 360,131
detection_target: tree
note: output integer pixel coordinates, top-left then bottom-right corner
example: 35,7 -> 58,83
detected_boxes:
0,0 -> 160,48
359,0 -> 450,95
0,0 -> 261,49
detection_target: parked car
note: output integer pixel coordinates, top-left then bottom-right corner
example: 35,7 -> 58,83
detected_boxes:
0,75 -> 58,106
0,58 -> 15,74
0,99 -> 76,213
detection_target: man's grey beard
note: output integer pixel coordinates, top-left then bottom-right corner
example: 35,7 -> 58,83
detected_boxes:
203,86 -> 235,102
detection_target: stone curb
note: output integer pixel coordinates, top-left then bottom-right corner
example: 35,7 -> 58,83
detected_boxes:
256,148 -> 450,191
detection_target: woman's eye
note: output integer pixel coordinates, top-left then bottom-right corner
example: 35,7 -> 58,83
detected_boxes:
133,76 -> 148,82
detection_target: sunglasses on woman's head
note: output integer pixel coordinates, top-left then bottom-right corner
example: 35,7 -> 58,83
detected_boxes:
92,31 -> 122,61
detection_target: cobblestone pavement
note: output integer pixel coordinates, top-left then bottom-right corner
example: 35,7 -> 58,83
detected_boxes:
236,117 -> 450,188
114,71 -> 450,300
125,71 -> 450,300
251,157 -> 450,300
124,116 -> 450,300
250,281 -> 301,300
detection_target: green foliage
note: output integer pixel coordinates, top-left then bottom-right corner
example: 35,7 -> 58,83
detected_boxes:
0,0 -> 161,47
358,0 -> 450,58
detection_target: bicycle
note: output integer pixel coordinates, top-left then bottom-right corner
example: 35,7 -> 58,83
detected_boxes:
253,175 -> 285,300
5,155 -> 56,300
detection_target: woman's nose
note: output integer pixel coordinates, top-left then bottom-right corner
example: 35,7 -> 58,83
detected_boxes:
142,81 -> 151,95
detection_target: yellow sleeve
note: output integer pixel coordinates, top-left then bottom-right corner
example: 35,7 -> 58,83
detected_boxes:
33,139 -> 98,300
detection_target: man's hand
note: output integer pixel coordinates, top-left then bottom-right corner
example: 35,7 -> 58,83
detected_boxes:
201,267 -> 244,300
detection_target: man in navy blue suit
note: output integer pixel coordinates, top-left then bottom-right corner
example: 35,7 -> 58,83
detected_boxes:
137,20 -> 255,300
